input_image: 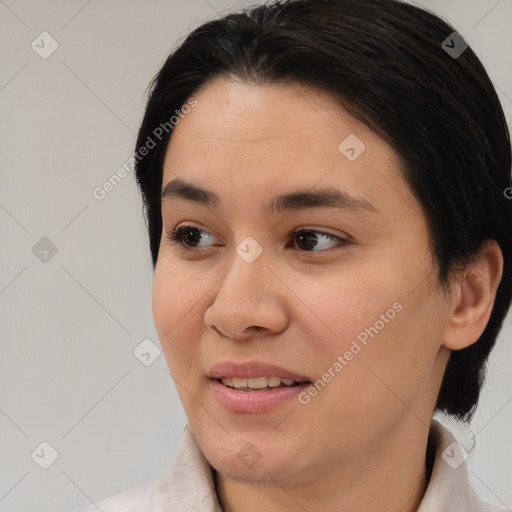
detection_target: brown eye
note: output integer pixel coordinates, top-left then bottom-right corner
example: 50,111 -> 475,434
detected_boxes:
292,229 -> 346,252
166,224 -> 348,253
166,225 -> 216,249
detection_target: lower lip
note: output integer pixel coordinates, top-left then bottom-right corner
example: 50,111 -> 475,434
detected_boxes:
209,379 -> 310,412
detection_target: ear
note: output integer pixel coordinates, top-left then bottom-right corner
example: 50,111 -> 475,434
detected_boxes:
442,240 -> 504,350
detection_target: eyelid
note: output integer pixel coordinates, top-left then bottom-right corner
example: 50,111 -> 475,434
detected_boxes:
165,223 -> 350,252
166,222 -> 217,250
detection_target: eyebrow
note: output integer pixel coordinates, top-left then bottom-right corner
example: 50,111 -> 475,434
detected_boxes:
161,177 -> 378,216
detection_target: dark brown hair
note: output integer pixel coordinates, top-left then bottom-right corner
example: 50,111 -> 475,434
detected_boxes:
133,0 -> 512,421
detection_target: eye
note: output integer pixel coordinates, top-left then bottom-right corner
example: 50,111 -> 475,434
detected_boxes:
166,224 -> 217,250
291,228 -> 347,252
165,224 -> 348,252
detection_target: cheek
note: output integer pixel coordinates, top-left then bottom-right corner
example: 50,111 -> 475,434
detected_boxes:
152,262 -> 203,373
295,265 -> 403,351
323,280 -> 447,419
301,252 -> 444,402
152,263 -> 178,341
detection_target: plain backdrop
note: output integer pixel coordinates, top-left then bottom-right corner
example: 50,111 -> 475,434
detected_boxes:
0,1 -> 511,511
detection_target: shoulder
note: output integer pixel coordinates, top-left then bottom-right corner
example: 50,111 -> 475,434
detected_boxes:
76,465 -> 173,512
421,420 -> 509,512
73,425 -> 220,511
478,504 -> 509,512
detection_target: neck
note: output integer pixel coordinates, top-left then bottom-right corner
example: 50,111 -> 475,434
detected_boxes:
214,420 -> 436,512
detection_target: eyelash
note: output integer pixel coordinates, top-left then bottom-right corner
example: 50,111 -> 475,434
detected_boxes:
165,224 -> 349,253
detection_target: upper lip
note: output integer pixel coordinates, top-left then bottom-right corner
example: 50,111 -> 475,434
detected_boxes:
208,361 -> 310,382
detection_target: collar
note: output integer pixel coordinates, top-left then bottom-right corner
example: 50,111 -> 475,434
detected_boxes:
86,420 -> 503,511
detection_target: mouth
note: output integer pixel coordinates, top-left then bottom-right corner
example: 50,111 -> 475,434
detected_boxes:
208,361 -> 312,412
208,360 -> 310,382
215,376 -> 309,392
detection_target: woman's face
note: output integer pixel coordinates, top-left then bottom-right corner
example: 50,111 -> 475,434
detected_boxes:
152,77 -> 453,484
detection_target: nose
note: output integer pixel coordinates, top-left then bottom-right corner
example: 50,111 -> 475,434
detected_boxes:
203,249 -> 289,341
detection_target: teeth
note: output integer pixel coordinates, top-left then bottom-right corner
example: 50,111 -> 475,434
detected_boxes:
248,377 -> 267,389
267,376 -> 282,387
220,376 -> 300,389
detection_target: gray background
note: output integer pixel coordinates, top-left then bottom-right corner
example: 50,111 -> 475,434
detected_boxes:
0,1 -> 511,510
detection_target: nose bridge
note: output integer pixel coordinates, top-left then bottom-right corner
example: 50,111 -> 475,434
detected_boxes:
204,241 -> 287,338
218,240 -> 268,306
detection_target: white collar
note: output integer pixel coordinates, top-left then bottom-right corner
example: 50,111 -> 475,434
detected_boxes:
83,420 -> 505,511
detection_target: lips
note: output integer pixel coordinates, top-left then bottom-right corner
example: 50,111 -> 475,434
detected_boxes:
208,361 -> 312,412
208,361 -> 310,382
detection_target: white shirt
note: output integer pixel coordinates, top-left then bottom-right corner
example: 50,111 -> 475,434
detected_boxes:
77,420 -> 507,512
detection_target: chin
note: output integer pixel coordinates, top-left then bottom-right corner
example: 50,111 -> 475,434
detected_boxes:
195,427 -> 308,485
210,451 -> 302,485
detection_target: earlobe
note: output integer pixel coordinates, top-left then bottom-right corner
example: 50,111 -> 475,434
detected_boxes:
442,240 -> 504,351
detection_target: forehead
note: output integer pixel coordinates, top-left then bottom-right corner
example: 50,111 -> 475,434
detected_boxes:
162,77 -> 414,219
167,77 -> 371,151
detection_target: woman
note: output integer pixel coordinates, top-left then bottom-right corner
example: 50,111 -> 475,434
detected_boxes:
80,0 -> 511,510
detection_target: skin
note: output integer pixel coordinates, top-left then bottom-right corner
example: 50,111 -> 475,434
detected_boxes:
152,77 -> 503,512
